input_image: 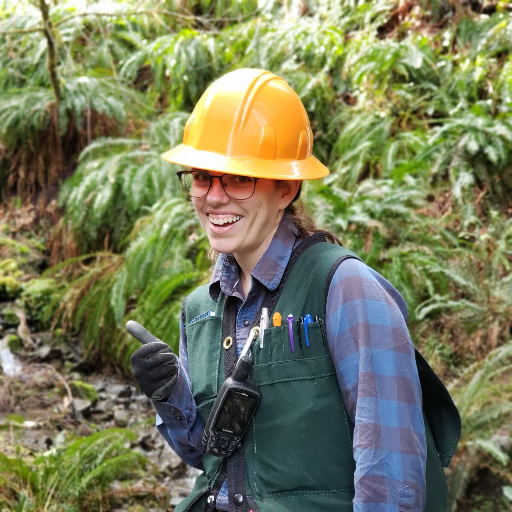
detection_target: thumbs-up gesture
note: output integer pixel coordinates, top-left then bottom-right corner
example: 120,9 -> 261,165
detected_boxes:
127,321 -> 178,402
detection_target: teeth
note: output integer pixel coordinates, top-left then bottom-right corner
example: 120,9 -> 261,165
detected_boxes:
209,214 -> 242,226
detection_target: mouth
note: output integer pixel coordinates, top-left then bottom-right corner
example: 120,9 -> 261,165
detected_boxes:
207,213 -> 243,231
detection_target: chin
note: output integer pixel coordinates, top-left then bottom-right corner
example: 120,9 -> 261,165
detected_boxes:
209,239 -> 237,255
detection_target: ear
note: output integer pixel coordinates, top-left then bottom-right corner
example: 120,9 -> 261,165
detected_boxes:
278,180 -> 301,210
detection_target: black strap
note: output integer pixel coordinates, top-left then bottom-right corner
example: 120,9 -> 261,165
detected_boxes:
223,296 -> 239,379
227,446 -> 247,512
222,296 -> 248,512
206,295 -> 248,512
204,463 -> 227,512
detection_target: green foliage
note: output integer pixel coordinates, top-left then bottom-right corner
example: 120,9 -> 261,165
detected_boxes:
2,2 -> 512,509
51,197 -> 210,369
0,88 -> 54,149
446,343 -> 512,511
0,429 -> 146,510
69,380 -> 98,402
60,112 -> 188,253
7,334 -> 22,352
1,307 -> 19,327
0,276 -> 21,301
20,278 -> 62,331
120,30 -> 219,108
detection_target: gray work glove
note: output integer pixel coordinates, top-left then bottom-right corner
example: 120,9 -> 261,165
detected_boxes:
127,321 -> 178,402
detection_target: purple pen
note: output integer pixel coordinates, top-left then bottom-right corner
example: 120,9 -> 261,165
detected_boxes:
287,314 -> 295,353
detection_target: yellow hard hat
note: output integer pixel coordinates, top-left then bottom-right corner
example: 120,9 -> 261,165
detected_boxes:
161,68 -> 329,180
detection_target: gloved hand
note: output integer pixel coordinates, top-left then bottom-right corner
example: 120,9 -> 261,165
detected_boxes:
127,321 -> 179,402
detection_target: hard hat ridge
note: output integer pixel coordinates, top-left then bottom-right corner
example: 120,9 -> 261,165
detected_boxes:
161,68 -> 329,181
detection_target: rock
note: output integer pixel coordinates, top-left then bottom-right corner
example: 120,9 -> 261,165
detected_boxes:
0,277 -> 22,301
137,433 -> 156,451
7,334 -> 22,352
167,460 -> 187,479
70,360 -> 95,375
31,345 -> 63,362
93,398 -> 115,413
2,308 -> 20,328
69,380 -> 97,403
113,407 -> 129,427
93,380 -> 107,393
169,495 -> 183,507
108,383 -> 133,399
52,328 -> 67,345
167,450 -> 187,469
33,332 -> 52,346
491,430 -> 512,451
170,477 -> 197,499
19,278 -> 58,331
73,398 -> 93,420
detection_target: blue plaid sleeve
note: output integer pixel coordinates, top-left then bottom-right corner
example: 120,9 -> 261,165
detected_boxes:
153,316 -> 204,470
326,258 -> 427,512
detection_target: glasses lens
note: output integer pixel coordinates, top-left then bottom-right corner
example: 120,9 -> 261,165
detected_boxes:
181,172 -> 211,198
222,175 -> 256,200
180,172 -> 257,199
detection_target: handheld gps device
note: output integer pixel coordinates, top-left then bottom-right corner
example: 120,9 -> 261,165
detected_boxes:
202,328 -> 260,458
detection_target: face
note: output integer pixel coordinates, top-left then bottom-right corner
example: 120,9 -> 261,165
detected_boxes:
190,170 -> 299,263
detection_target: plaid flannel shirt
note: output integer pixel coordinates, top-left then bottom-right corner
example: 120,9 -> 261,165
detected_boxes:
153,215 -> 427,512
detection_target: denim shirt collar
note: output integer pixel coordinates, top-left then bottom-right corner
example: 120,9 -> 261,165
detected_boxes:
209,214 -> 298,302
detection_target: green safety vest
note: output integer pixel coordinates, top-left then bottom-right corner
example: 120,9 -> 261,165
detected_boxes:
177,239 -> 461,512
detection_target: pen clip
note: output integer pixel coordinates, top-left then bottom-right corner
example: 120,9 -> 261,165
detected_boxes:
304,314 -> 313,347
287,314 -> 294,353
297,317 -> 303,350
315,315 -> 327,347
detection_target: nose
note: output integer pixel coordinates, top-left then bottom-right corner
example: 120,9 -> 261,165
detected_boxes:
206,176 -> 230,204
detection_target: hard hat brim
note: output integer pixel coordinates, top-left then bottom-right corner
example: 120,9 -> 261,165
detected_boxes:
161,144 -> 329,181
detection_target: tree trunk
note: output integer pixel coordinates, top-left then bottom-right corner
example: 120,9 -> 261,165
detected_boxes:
39,0 -> 61,104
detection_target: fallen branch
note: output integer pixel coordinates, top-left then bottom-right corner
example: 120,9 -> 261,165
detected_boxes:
32,363 -> 74,411
15,309 -> 36,348
0,26 -> 44,35
54,7 -> 262,27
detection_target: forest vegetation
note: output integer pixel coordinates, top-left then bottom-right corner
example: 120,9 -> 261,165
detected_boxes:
0,0 -> 511,510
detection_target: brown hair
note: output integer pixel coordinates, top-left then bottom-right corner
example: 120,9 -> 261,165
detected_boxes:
284,188 -> 342,245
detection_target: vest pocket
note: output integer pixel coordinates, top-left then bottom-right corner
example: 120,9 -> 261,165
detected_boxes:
186,316 -> 222,404
251,353 -> 355,496
255,320 -> 328,365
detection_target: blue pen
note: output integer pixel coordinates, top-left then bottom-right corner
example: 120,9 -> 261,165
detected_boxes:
304,314 -> 313,347
287,314 -> 295,353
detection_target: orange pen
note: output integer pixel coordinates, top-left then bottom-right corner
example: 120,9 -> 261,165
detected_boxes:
272,312 -> 282,327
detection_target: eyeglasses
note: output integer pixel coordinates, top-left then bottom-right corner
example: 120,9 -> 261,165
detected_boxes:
177,171 -> 260,200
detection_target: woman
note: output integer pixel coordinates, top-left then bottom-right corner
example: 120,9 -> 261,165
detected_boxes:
129,69 -> 460,512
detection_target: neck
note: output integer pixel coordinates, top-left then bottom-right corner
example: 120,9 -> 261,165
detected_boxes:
234,214 -> 283,298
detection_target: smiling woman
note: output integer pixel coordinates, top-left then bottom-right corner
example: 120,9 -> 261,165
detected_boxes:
129,68 -> 460,512
187,169 -> 299,296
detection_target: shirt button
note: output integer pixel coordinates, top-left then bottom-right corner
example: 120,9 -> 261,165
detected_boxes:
233,494 -> 244,506
243,319 -> 250,327
169,407 -> 176,414
175,415 -> 183,421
